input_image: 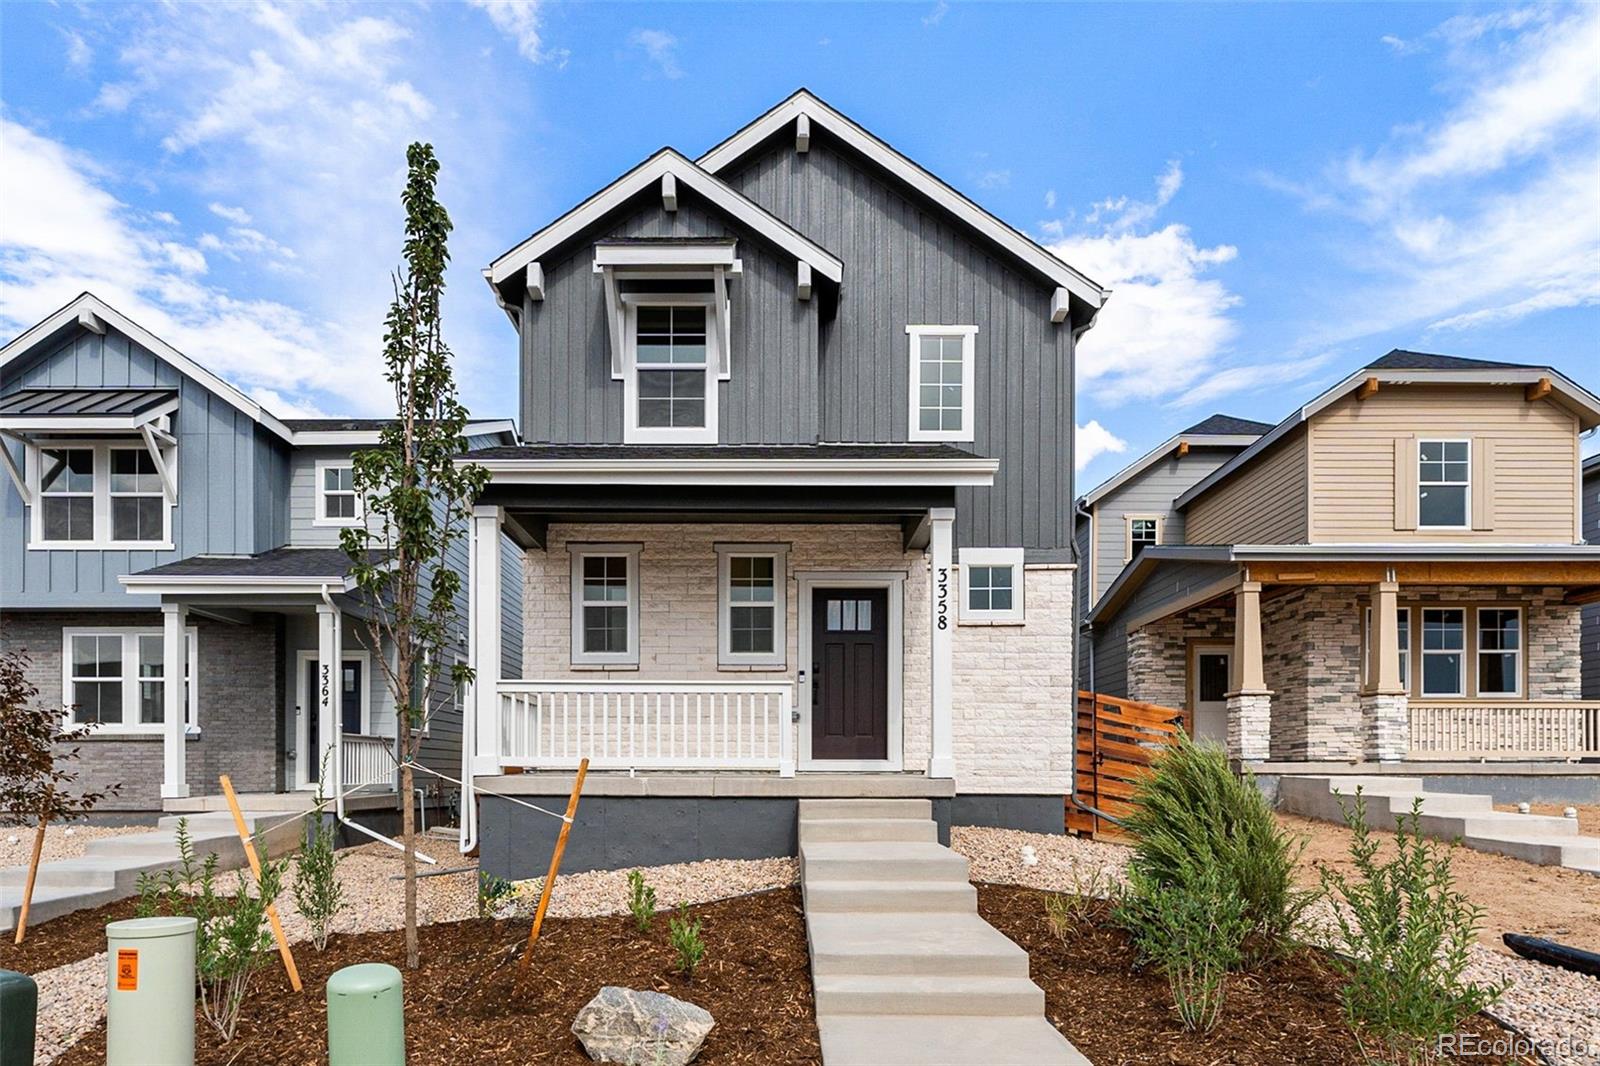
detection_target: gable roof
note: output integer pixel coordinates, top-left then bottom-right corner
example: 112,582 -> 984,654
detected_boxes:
0,293 -> 294,442
485,148 -> 844,305
1080,413 -> 1268,507
1174,352 -> 1600,512
697,89 -> 1107,316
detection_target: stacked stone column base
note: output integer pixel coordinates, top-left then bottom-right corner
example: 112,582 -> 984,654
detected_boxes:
1361,693 -> 1409,763
1225,693 -> 1272,762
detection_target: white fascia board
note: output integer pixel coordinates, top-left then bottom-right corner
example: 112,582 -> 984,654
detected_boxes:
118,574 -> 360,596
469,456 -> 999,487
697,92 -> 1105,308
1080,432 -> 1261,507
592,242 -> 738,269
487,150 -> 843,287
0,293 -> 294,443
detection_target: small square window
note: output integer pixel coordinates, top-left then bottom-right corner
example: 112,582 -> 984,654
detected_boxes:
1128,517 -> 1160,560
316,463 -> 362,525
959,548 -> 1025,624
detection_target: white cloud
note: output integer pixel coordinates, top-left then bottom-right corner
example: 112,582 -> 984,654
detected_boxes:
1379,33 -> 1424,56
629,29 -> 683,79
1075,420 -> 1127,472
468,0 -> 568,66
208,202 -> 252,225
923,1 -> 949,27
975,169 -> 1010,190
1044,189 -> 1056,210
1084,159 -> 1183,232
62,29 -> 93,71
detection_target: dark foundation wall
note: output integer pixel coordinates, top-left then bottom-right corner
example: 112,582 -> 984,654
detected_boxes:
1,610 -> 283,812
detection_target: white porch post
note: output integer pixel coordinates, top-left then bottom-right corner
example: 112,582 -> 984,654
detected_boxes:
928,507 -> 955,778
1362,577 -> 1409,762
159,603 -> 188,799
316,601 -> 342,796
469,504 -> 503,777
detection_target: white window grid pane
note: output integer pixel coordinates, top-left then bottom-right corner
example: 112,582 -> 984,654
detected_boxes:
917,334 -> 965,431
729,555 -> 776,603
637,368 -> 708,428
1420,608 -> 1466,695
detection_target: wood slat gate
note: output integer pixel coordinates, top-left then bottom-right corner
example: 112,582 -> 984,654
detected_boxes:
1067,691 -> 1187,841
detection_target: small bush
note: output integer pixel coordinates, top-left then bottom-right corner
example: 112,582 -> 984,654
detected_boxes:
1042,864 -> 1108,940
1122,736 -> 1315,965
292,810 -> 344,951
1116,863 -> 1250,1032
627,870 -> 657,933
668,903 -> 706,980
477,871 -> 515,918
1321,791 -> 1508,1065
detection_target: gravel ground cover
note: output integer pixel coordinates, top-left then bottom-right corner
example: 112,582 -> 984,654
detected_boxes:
0,824 -> 151,867
55,888 -> 820,1066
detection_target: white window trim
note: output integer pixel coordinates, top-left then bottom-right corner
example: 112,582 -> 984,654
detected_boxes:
28,440 -> 176,550
715,543 -> 789,668
293,649 -> 373,789
313,459 -> 365,527
796,571 -> 905,772
569,543 -> 642,667
1475,605 -> 1524,698
906,325 -> 977,443
1124,514 -> 1163,563
1419,607 -> 1467,698
621,293 -> 722,445
957,547 -> 1025,625
1417,437 -> 1471,530
61,627 -> 198,735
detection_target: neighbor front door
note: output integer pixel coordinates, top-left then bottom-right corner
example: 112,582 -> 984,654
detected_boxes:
811,588 -> 890,761
303,657 -> 364,784
1191,647 -> 1230,745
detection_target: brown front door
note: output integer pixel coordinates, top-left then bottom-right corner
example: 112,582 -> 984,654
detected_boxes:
811,588 -> 890,760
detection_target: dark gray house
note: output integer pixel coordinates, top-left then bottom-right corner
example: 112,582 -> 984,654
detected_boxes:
0,292 -> 522,819
460,90 -> 1109,875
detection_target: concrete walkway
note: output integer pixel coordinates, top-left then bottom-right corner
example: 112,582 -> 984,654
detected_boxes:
799,799 -> 1089,1065
0,811 -> 295,932
1279,775 -> 1600,875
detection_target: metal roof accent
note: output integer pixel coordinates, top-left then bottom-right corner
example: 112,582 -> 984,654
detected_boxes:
0,387 -> 177,419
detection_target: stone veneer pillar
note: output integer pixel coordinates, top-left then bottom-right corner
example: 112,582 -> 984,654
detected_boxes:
1362,578 -> 1409,762
1226,579 -> 1272,761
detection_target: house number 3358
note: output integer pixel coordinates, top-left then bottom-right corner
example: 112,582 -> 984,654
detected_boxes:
936,567 -> 950,630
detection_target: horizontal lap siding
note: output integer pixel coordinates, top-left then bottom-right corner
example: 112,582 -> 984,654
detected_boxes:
1091,448 -> 1237,603
1186,431 -> 1308,545
1308,387 -> 1580,543
723,132 -> 1072,556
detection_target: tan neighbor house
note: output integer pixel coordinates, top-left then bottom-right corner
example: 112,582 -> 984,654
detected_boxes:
1083,351 -> 1600,769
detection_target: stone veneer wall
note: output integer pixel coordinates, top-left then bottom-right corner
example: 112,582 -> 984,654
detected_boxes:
1125,605 -> 1232,711
520,523 -> 1074,794
1,611 -> 283,812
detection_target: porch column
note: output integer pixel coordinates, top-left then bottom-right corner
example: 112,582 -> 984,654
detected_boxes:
1225,578 -> 1272,762
928,507 -> 955,778
316,601 -> 342,796
159,603 -> 189,799
1362,578 -> 1408,763
469,504 -> 503,777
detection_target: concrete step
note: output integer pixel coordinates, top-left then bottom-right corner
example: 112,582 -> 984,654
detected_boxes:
819,1016 -> 1087,1066
0,881 -> 124,931
799,817 -> 938,845
1461,833 -> 1600,868
805,879 -> 978,914
798,798 -> 932,821
808,912 -> 1028,977
801,842 -> 969,883
814,974 -> 1045,1017
1416,811 -> 1578,840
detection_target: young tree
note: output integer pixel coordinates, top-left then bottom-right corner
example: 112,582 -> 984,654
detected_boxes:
341,142 -> 488,968
1,649 -> 119,942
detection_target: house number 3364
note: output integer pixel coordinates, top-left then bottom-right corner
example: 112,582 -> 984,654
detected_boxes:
936,567 -> 950,630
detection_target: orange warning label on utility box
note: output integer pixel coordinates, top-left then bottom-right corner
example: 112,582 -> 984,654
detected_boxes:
115,948 -> 138,991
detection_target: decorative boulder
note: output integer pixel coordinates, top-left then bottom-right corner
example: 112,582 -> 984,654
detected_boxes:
572,986 -> 715,1066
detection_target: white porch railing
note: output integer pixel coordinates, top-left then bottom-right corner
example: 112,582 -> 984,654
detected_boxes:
1407,701 -> 1600,760
499,680 -> 795,775
342,733 -> 397,789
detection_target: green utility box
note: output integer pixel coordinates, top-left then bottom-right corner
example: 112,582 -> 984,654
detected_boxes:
105,916 -> 197,1066
0,969 -> 38,1066
327,962 -> 405,1065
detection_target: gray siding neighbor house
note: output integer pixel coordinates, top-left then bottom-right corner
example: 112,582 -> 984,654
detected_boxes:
0,293 -> 522,819
460,90 -> 1109,876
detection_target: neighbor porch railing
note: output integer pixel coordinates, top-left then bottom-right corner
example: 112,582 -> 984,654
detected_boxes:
1407,701 -> 1600,760
499,680 -> 795,775
342,733 -> 397,789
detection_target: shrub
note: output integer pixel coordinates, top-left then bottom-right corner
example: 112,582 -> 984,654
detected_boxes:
291,811 -> 345,951
627,870 -> 657,933
668,903 -> 706,980
477,871 -> 515,918
1115,863 -> 1250,1032
1042,864 -> 1109,940
136,818 -> 286,1043
1320,791 -> 1508,1065
1121,736 -> 1315,965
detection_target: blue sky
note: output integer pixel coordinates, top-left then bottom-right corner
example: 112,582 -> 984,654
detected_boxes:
2,1 -> 1596,488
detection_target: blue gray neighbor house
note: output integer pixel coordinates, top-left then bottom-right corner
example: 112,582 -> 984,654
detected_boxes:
0,292 -> 522,821
458,90 -> 1110,876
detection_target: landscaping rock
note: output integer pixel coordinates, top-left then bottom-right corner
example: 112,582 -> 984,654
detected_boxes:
571,986 -> 714,1066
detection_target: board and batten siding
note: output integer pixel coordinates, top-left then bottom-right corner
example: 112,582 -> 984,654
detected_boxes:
1307,386 -> 1581,544
1185,431 -> 1309,546
721,129 -> 1074,557
1,324 -> 290,607
519,193 -> 820,448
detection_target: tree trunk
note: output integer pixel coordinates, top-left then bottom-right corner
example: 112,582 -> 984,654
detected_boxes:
402,740 -> 417,969
13,809 -> 48,945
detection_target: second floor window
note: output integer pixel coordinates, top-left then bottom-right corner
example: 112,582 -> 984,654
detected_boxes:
316,462 -> 363,526
907,326 -> 977,442
1418,439 -> 1469,528
110,449 -> 163,542
1128,516 -> 1161,560
624,298 -> 719,444
40,448 -> 95,542
33,442 -> 172,548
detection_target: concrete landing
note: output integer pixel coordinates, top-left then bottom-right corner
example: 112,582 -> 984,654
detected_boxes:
0,810 -> 298,932
1278,775 -> 1600,875
798,799 -> 1088,1065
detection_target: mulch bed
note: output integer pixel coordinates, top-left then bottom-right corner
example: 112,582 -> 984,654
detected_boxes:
0,896 -> 143,974
977,883 -> 1539,1066
56,887 -> 820,1065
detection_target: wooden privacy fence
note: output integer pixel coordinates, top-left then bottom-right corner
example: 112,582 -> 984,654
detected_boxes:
1068,691 -> 1187,841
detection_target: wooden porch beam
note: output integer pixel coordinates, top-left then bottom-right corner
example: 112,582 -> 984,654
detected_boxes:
1525,375 -> 1552,402
1565,586 -> 1600,606
1356,376 -> 1380,400
1250,560 -> 1600,585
